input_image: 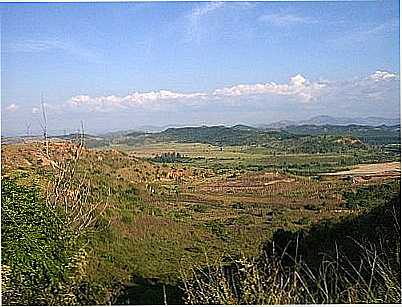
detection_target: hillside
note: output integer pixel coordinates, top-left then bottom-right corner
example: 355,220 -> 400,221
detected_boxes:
118,124 -> 400,154
159,125 -> 290,146
284,124 -> 401,145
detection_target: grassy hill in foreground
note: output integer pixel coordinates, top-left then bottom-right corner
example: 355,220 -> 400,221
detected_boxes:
183,192 -> 401,304
1,138 -> 400,305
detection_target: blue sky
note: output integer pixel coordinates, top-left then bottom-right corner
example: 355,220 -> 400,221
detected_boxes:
1,1 -> 400,135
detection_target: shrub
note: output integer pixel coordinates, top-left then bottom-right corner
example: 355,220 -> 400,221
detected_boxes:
1,177 -> 75,305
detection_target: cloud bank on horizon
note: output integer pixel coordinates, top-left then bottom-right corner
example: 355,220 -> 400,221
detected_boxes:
3,69 -> 399,116
61,70 -> 398,113
3,69 -> 399,136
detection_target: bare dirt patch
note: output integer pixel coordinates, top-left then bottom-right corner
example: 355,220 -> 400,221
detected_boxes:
322,162 -> 400,177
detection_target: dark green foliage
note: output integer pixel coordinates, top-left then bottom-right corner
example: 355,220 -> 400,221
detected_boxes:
343,180 -> 400,209
284,124 -> 401,145
278,134 -> 365,154
150,152 -> 189,163
1,177 -> 74,305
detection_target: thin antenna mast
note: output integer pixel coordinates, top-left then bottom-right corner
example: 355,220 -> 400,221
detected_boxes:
41,93 -> 47,139
40,92 -> 49,156
26,123 -> 31,137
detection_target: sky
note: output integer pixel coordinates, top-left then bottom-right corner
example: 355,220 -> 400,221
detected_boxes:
1,0 -> 400,136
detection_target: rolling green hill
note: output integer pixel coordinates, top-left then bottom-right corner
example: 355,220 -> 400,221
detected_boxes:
121,124 -> 399,154
283,124 -> 400,145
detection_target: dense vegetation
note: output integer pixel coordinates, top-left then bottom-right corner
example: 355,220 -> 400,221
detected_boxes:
1,175 -> 79,305
150,152 -> 190,163
343,180 -> 400,209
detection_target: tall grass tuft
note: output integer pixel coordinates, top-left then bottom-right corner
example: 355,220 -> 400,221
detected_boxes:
181,198 -> 401,304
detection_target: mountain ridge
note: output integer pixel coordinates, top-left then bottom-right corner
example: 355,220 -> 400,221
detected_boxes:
261,115 -> 400,129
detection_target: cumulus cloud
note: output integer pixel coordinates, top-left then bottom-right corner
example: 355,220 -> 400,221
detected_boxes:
69,90 -> 207,112
66,70 -> 398,113
213,74 -> 326,102
369,70 -> 398,82
259,13 -> 317,26
5,104 -> 19,112
68,74 -> 326,111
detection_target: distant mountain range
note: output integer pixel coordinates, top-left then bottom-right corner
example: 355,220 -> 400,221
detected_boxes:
3,120 -> 400,149
261,116 -> 400,129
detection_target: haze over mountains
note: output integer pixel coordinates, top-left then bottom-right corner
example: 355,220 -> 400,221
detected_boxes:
2,115 -> 400,138
261,115 -> 400,129
136,115 -> 400,134
103,115 -> 401,136
3,116 -> 400,151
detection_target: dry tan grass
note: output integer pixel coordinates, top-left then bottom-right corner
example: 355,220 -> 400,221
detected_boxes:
322,161 -> 400,176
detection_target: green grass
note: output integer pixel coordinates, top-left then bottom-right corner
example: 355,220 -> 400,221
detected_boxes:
182,193 -> 401,304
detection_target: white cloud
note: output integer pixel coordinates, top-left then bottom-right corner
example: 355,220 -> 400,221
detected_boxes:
69,90 -> 207,111
259,13 -> 317,26
32,107 -> 40,114
213,74 -> 326,102
191,2 -> 224,20
5,104 -> 19,112
319,70 -> 400,107
66,70 -> 399,113
68,74 -> 328,111
369,70 -> 398,82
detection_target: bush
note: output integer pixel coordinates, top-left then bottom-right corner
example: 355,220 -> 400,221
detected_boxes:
1,177 -> 75,305
343,181 -> 400,209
